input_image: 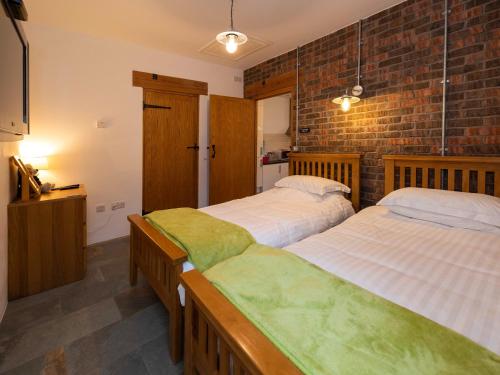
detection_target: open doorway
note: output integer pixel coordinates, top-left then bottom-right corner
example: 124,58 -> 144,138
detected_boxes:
256,93 -> 292,193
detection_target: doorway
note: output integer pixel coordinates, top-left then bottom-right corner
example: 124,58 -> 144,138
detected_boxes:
256,94 -> 292,193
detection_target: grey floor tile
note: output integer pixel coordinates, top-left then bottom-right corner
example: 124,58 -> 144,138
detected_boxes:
104,351 -> 149,375
139,334 -> 183,375
113,285 -> 158,319
64,303 -> 168,375
0,354 -> 44,375
0,237 -> 179,375
0,346 -> 67,375
0,298 -> 121,373
0,299 -> 63,342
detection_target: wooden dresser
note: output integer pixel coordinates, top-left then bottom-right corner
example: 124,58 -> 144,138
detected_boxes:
8,186 -> 87,300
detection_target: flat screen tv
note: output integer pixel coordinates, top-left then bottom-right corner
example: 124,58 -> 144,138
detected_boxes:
0,0 -> 28,135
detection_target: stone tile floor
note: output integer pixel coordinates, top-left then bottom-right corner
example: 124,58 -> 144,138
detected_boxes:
0,237 -> 183,375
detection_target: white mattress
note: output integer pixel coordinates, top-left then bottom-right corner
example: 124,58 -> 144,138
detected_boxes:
285,205 -> 500,355
179,187 -> 355,304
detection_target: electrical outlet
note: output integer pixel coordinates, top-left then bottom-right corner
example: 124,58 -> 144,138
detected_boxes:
96,204 -> 106,213
111,201 -> 125,211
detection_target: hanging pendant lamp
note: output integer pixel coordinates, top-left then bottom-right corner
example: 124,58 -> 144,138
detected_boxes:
333,89 -> 361,113
216,0 -> 248,54
333,20 -> 364,112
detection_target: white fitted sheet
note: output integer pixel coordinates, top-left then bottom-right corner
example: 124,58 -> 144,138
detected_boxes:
178,187 -> 354,304
285,205 -> 500,354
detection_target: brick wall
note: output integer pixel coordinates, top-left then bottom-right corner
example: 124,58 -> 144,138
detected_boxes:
244,0 -> 500,206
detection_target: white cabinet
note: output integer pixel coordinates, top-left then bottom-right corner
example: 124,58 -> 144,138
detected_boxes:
263,163 -> 289,191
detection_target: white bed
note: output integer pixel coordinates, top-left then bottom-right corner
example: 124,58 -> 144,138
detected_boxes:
200,186 -> 354,247
285,204 -> 500,355
179,186 -> 354,303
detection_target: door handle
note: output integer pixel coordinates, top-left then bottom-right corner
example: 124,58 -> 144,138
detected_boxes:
211,144 -> 216,159
186,143 -> 199,151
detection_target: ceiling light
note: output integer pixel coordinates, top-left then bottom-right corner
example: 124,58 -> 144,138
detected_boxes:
216,0 -> 248,54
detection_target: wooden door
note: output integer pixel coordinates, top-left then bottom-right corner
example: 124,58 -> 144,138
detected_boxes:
143,90 -> 198,213
209,95 -> 256,205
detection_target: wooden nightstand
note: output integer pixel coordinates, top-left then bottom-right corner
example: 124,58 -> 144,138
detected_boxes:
8,186 -> 87,300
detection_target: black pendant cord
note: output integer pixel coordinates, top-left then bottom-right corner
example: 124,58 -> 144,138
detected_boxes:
230,0 -> 234,30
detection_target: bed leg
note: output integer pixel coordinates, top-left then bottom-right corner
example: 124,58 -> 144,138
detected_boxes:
129,225 -> 138,286
169,264 -> 184,363
169,304 -> 183,363
184,292 -> 194,375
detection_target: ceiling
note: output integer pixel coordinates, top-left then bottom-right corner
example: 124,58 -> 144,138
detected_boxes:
25,0 -> 403,70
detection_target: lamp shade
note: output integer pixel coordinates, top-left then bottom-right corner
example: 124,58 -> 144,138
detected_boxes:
27,156 -> 49,170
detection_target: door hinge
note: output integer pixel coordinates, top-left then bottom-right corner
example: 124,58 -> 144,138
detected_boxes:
143,103 -> 172,110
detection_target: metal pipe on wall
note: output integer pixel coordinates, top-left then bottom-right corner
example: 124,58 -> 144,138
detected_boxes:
295,46 -> 300,150
441,0 -> 450,156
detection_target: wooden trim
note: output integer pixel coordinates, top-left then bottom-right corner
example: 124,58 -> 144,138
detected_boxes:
244,71 -> 296,100
289,152 -> 361,211
128,214 -> 187,363
181,270 -> 302,375
133,71 -> 208,96
383,155 -> 500,197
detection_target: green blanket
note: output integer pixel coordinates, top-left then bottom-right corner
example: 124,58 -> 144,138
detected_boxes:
145,208 -> 255,272
204,244 -> 500,375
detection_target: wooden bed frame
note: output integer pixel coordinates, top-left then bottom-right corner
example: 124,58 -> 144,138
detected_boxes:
128,152 -> 361,363
181,155 -> 500,375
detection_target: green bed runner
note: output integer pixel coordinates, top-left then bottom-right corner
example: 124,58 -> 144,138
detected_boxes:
145,208 -> 255,272
204,244 -> 500,375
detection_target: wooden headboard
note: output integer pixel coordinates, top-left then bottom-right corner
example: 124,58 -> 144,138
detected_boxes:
383,155 -> 500,197
289,153 -> 361,211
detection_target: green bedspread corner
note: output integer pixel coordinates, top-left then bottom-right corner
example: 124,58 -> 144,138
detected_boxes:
144,208 -> 255,272
204,244 -> 500,375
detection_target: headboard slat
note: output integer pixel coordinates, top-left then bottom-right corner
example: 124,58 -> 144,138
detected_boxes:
478,169 -> 486,194
289,153 -> 361,211
422,168 -> 429,188
383,155 -> 500,198
448,170 -> 455,191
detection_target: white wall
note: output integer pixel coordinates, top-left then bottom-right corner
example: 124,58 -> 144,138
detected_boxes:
262,95 -> 290,134
261,95 -> 291,154
0,136 -> 20,320
23,24 -> 243,245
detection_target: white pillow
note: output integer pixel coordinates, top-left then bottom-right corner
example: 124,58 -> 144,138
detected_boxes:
386,205 -> 500,233
378,187 -> 500,228
275,175 -> 350,196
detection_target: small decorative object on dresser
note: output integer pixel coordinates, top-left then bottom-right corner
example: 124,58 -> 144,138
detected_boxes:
8,185 -> 87,300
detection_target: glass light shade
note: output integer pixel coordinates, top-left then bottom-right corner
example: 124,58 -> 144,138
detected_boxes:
225,34 -> 238,53
216,31 -> 248,54
332,94 -> 360,112
341,97 -> 351,112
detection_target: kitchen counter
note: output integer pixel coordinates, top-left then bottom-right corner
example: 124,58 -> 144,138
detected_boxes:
263,159 -> 289,165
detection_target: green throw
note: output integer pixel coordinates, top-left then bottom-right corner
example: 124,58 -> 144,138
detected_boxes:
145,208 -> 255,272
204,244 -> 500,375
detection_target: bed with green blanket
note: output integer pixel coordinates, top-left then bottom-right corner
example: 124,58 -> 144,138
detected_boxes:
145,208 -> 256,272
203,244 -> 500,375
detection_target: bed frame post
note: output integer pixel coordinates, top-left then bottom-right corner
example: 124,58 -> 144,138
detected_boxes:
384,158 -> 395,195
129,224 -> 138,286
169,263 -> 184,363
183,289 -> 195,375
351,161 -> 360,211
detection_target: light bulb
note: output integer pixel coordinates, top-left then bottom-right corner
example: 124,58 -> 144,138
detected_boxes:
225,34 -> 238,54
341,97 -> 351,112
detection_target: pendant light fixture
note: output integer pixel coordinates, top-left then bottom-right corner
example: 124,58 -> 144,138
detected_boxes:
216,0 -> 248,54
333,20 -> 364,112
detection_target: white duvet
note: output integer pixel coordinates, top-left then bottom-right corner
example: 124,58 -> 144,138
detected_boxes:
179,187 -> 354,304
285,205 -> 500,355
200,187 -> 354,247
